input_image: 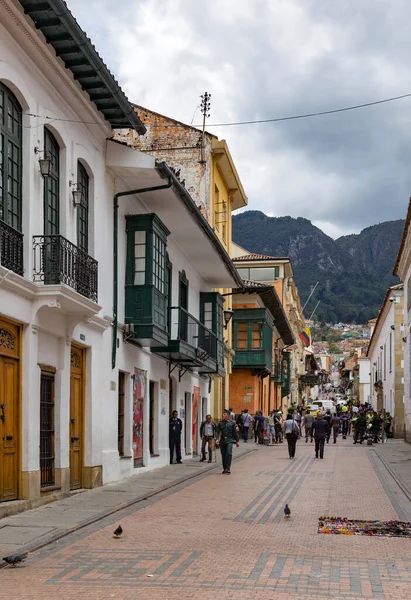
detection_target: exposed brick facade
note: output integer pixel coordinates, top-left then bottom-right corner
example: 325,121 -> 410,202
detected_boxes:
115,105 -> 215,219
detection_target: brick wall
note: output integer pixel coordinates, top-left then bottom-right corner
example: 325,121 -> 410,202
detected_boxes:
115,106 -> 214,218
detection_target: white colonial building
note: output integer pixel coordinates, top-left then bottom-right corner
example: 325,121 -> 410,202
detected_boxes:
393,200 -> 411,443
0,0 -> 241,512
367,284 -> 404,438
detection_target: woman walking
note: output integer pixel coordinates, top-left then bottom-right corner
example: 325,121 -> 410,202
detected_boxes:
284,413 -> 300,458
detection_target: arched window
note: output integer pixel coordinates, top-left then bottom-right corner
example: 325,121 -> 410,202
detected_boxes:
43,128 -> 59,235
77,161 -> 89,252
0,83 -> 22,230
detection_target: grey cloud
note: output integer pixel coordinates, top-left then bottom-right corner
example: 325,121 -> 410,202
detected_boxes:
68,0 -> 411,236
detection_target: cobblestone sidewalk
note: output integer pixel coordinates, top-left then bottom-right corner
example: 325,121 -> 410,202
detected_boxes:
0,443 -> 256,556
2,438 -> 411,599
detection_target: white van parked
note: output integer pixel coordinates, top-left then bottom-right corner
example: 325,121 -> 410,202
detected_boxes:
312,400 -> 335,414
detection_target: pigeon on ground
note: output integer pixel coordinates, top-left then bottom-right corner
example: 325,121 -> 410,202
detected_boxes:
3,552 -> 29,567
113,525 -> 123,538
284,504 -> 291,518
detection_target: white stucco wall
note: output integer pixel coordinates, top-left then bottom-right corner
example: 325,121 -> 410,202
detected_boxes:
0,2 -> 217,496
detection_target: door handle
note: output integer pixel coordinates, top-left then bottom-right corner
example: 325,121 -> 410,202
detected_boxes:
6,435 -> 13,441
71,436 -> 79,443
0,405 -> 4,423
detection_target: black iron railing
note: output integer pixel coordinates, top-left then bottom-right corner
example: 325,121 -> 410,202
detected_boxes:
169,306 -> 217,362
0,219 -> 24,276
33,235 -> 98,302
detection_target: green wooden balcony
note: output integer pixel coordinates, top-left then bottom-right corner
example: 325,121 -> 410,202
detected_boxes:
125,285 -> 168,347
270,361 -> 282,383
233,348 -> 272,371
281,352 -> 291,397
233,309 -> 273,372
152,307 -> 219,372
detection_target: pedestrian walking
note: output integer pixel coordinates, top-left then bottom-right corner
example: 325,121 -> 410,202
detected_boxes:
303,410 -> 314,443
371,411 -> 382,443
216,409 -> 239,474
341,406 -> 350,439
255,410 -> 265,445
241,409 -> 252,443
324,410 -> 332,443
253,413 -> 259,443
284,413 -> 300,458
330,413 -> 341,443
353,412 -> 366,444
267,410 -> 276,445
199,414 -> 217,462
169,410 -> 183,464
312,412 -> 330,459
293,409 -> 302,435
274,410 -> 283,443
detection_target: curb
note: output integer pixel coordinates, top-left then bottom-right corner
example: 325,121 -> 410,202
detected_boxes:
1,447 -> 257,566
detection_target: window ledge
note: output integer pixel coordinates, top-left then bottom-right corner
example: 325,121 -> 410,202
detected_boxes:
120,455 -> 133,460
40,485 -> 61,493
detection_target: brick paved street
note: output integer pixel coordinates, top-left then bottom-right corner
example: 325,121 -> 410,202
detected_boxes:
2,439 -> 411,599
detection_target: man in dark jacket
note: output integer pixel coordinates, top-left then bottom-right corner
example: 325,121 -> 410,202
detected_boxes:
353,412 -> 366,444
169,410 -> 183,464
311,412 -> 330,459
371,412 -> 382,443
324,410 -> 332,443
217,409 -> 239,474
330,414 -> 341,444
199,414 -> 217,462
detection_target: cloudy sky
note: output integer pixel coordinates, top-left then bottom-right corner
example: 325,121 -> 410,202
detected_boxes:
69,0 -> 411,238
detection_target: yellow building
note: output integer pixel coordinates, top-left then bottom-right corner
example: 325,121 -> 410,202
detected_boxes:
208,140 -> 248,419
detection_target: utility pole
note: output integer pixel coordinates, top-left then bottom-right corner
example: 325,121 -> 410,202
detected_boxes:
200,92 -> 211,163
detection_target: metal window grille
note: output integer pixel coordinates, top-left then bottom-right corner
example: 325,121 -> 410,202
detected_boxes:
40,372 -> 55,487
118,372 -> 125,456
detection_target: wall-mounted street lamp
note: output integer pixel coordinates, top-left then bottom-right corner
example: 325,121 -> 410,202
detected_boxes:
69,181 -> 83,207
34,147 -> 51,177
223,309 -> 234,329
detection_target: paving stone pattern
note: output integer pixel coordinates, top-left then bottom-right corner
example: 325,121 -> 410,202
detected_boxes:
2,439 -> 411,599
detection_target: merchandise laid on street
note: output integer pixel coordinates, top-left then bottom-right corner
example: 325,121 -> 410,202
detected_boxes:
318,517 -> 411,538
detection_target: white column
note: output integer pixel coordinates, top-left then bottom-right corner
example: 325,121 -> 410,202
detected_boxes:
21,324 -> 40,472
84,345 -> 102,468
54,338 -> 71,470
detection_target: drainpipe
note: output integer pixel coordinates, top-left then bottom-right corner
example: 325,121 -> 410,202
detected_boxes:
112,180 -> 172,369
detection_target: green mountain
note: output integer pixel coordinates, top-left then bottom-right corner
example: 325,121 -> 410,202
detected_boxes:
232,210 -> 404,323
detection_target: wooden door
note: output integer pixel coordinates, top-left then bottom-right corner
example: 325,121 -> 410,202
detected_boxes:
0,319 -> 20,502
69,346 -> 84,490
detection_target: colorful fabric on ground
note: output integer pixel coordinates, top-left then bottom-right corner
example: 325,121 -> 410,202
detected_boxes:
318,517 -> 411,537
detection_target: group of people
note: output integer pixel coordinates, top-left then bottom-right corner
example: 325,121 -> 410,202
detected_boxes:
236,408 -> 284,444
168,409 -> 239,475
168,400 -> 392,473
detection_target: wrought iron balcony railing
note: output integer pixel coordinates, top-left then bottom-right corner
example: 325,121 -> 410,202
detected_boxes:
0,219 -> 24,276
33,235 -> 98,302
169,306 -> 217,361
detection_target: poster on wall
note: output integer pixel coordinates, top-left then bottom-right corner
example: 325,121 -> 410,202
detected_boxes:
133,368 -> 147,461
192,387 -> 200,455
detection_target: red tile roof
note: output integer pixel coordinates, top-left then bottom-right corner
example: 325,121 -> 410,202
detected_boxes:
234,253 -> 287,261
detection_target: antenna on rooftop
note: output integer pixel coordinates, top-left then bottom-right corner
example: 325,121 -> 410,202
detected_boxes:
200,92 -> 211,163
